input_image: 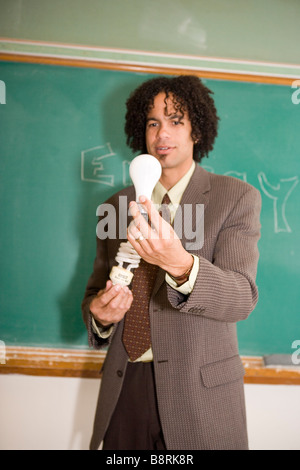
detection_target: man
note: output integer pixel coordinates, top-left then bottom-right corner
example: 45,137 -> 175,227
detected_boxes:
82,75 -> 261,450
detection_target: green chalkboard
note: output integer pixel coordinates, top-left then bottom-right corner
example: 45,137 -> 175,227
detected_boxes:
0,61 -> 299,355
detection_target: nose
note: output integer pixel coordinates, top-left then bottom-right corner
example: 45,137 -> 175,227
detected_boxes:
156,122 -> 169,139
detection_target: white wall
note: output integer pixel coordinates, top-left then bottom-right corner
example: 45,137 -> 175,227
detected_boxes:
0,374 -> 299,450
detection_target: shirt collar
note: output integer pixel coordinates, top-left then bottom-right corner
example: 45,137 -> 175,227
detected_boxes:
152,161 -> 196,206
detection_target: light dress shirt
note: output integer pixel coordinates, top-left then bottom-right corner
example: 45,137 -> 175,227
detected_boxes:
92,160 -> 200,362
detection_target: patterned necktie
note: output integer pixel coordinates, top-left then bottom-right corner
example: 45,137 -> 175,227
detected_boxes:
122,193 -> 171,361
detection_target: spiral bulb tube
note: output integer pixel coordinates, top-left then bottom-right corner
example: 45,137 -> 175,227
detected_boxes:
109,241 -> 141,286
115,241 -> 141,270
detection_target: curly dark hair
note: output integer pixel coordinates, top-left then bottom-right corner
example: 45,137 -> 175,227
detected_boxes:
125,75 -> 219,163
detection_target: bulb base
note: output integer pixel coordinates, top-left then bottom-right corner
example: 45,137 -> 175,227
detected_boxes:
109,265 -> 134,286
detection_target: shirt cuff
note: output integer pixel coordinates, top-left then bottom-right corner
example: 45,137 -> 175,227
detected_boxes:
91,315 -> 114,339
165,254 -> 200,295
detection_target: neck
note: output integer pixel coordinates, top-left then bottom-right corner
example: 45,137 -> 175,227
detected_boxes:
159,160 -> 194,190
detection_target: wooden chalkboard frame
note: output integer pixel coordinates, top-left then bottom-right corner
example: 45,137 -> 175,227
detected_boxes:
1,347 -> 300,384
0,52 -> 298,384
0,52 -> 295,86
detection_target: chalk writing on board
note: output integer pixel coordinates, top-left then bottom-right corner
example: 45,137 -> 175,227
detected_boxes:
81,143 -> 115,186
258,173 -> 299,233
82,151 -> 298,234
202,166 -> 299,233
0,80 -> 6,104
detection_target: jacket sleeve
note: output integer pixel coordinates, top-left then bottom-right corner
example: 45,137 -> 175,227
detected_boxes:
81,190 -> 133,349
81,234 -> 113,350
167,185 -> 262,323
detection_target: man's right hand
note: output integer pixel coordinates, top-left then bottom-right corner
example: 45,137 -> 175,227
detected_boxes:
89,280 -> 133,328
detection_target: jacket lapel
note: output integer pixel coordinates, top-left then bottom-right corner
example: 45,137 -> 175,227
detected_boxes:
175,164 -> 210,249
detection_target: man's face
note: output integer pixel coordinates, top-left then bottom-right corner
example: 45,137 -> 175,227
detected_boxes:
145,92 -> 194,173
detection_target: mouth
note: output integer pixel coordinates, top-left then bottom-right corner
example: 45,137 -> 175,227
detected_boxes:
155,146 -> 174,156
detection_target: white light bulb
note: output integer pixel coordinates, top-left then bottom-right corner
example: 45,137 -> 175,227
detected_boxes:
129,154 -> 162,213
109,154 -> 162,286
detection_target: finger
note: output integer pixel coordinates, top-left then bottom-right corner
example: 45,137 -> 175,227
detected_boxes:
128,219 -> 143,240
127,228 -> 146,256
138,196 -> 165,237
105,279 -> 113,290
119,288 -> 133,310
99,279 -> 114,295
98,283 -> 123,306
129,201 -> 158,240
129,200 -> 142,219
129,201 -> 151,231
140,196 -> 175,241
128,221 -> 155,247
109,286 -> 131,310
125,291 -> 133,310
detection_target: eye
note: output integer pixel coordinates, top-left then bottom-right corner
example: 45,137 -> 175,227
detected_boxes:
147,121 -> 158,128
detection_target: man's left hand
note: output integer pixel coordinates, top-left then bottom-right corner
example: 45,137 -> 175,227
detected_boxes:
127,196 -> 193,278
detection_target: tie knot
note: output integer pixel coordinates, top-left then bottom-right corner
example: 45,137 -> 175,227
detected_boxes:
161,193 -> 171,205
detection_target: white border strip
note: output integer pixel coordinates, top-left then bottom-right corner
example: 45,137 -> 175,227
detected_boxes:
1,37 -> 300,70
1,38 -> 299,80
2,49 -> 299,79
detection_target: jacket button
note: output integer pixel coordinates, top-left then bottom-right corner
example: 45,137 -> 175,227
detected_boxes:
117,370 -> 123,377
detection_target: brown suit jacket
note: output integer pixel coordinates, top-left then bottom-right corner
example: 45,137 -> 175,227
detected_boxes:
82,164 -> 261,450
